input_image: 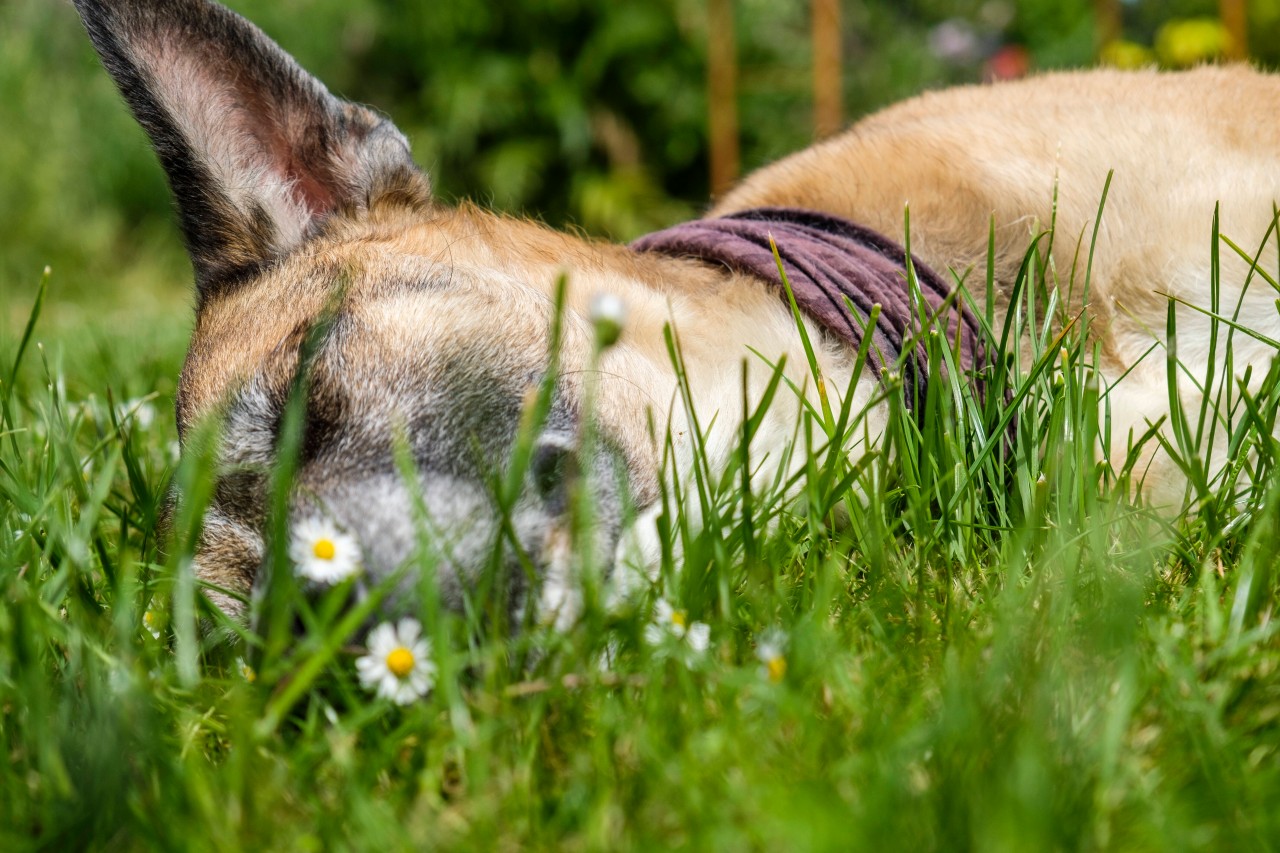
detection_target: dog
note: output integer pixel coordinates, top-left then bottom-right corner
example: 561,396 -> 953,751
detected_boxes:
73,0 -> 1280,628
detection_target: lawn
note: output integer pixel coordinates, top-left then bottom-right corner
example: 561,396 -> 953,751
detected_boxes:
3,203 -> 1280,850
4,0 -> 1280,849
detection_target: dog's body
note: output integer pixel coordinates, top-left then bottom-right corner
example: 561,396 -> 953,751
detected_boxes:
73,0 -> 1280,624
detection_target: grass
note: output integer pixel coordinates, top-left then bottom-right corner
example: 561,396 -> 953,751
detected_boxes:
3,204 -> 1280,852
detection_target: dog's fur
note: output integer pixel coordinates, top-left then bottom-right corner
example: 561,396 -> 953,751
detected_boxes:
74,0 -> 1280,625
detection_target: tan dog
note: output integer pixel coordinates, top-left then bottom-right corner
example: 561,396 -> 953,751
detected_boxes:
74,0 -> 1280,626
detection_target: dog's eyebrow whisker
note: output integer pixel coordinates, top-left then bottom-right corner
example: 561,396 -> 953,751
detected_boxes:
423,226 -> 496,274
557,368 -> 661,410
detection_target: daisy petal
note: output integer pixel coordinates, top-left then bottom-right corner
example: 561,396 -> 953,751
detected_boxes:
355,618 -> 436,704
686,622 -> 711,652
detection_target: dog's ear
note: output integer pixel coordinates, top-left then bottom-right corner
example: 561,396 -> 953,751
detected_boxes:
72,0 -> 430,296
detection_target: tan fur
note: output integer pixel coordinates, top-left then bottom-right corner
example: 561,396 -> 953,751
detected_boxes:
182,65 -> 1280,611
180,195 -> 873,609
718,66 -> 1280,499
186,200 -> 866,511
76,0 -> 1280,621
200,65 -> 1279,510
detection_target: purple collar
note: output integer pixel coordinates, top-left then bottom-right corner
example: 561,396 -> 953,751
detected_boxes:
632,206 -> 984,407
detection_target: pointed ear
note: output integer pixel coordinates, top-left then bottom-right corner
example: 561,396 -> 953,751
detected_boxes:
72,0 -> 431,294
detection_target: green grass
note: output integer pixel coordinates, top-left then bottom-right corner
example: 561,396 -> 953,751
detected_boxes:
3,209 -> 1280,852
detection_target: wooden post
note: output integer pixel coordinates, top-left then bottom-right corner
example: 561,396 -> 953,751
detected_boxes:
1220,0 -> 1248,60
707,0 -> 739,198
812,0 -> 843,139
1094,0 -> 1121,52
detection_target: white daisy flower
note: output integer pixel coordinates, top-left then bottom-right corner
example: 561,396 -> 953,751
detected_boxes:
355,618 -> 436,705
644,597 -> 711,654
755,628 -> 788,683
108,664 -> 134,695
289,516 -> 362,585
235,656 -> 256,683
589,292 -> 627,348
142,609 -> 162,639
123,398 -> 157,430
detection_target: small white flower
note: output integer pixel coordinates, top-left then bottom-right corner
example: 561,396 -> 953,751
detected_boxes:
356,618 -> 436,705
142,609 -> 162,639
123,398 -> 157,430
108,663 -> 134,695
235,656 -> 256,683
755,628 -> 788,683
289,516 -> 362,585
589,292 -> 627,348
645,598 -> 711,654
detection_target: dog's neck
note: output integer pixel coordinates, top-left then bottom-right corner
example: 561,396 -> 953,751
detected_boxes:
633,206 -> 982,410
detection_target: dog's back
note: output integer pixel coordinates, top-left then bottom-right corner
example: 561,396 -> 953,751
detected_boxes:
723,65 -> 1280,500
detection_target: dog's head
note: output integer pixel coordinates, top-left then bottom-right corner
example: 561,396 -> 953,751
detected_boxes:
73,0 -> 700,625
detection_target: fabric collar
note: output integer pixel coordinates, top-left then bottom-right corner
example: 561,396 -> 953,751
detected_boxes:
631,206 -> 984,408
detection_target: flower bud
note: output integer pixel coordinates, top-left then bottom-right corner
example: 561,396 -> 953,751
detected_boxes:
590,292 -> 627,348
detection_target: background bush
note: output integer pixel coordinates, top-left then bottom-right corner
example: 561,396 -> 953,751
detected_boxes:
6,0 -> 1279,330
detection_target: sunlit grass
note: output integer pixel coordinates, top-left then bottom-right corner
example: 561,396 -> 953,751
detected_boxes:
2,205 -> 1280,850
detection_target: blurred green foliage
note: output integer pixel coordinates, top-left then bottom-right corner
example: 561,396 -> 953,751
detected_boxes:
2,0 -> 1277,326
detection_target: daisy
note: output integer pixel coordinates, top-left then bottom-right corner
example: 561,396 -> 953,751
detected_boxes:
289,516 -> 362,585
645,597 -> 711,654
355,618 -> 436,705
235,656 -> 257,683
755,628 -> 788,683
142,609 -> 162,639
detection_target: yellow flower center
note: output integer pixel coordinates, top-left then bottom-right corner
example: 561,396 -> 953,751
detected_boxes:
312,538 -> 336,560
671,609 -> 688,629
766,655 -> 787,683
240,662 -> 257,683
385,646 -> 415,678
143,610 -> 158,628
